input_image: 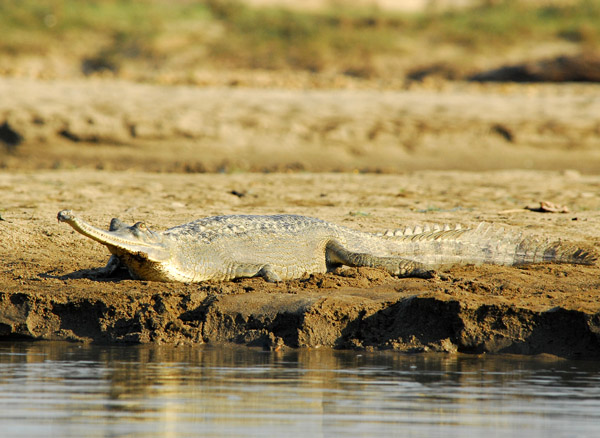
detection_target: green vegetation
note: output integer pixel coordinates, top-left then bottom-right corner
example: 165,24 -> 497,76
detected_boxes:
418,0 -> 600,48
205,2 -> 405,74
0,0 -> 598,79
0,0 -> 210,71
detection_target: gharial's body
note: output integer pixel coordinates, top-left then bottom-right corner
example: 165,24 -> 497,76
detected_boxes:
57,210 -> 596,283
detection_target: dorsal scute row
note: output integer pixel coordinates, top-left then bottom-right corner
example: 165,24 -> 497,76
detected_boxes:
375,223 -> 464,238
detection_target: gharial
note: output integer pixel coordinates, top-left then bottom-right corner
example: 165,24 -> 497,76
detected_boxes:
57,210 -> 596,283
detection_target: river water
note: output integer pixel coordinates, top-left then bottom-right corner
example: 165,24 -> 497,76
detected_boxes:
0,342 -> 599,438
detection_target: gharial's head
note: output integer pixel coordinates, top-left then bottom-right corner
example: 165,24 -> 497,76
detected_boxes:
57,210 -> 169,262
107,217 -> 163,245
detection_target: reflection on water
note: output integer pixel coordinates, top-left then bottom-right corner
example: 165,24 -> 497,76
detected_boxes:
0,342 -> 599,438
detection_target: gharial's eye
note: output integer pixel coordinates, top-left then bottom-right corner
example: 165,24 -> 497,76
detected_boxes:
134,222 -> 147,231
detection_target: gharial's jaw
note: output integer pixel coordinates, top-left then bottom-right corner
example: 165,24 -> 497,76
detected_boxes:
57,210 -> 171,263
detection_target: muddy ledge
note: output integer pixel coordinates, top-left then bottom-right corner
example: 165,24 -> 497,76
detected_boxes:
1,266 -> 599,359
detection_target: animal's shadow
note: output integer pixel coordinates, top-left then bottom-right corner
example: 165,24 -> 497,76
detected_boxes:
40,266 -> 133,283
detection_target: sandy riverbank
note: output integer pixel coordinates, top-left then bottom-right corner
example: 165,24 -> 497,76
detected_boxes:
1,169 -> 599,357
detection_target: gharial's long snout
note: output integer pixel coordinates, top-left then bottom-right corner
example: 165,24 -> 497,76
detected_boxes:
57,210 -> 170,262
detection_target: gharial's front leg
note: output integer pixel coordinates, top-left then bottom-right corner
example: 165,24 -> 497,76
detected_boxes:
326,240 -> 435,278
90,255 -> 127,278
230,262 -> 283,282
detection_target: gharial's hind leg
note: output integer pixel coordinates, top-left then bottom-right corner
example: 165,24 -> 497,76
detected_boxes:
325,240 -> 435,278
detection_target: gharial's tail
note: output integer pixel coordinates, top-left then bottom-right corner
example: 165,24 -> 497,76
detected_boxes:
376,223 -> 597,268
512,238 -> 596,266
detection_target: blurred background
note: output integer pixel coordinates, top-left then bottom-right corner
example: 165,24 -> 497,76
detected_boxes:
0,0 -> 599,172
1,0 -> 598,83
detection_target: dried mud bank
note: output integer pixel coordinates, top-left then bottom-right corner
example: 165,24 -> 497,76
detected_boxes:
1,170 -> 600,358
1,265 -> 600,359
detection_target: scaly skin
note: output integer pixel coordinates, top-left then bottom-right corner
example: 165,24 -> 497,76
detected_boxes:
57,210 -> 596,283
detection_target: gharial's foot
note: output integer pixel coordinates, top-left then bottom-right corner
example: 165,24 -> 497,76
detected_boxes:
257,265 -> 283,282
382,259 -> 436,279
91,255 -> 128,278
232,263 -> 283,282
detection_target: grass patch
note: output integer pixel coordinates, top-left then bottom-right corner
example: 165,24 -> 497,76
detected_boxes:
0,0 -> 212,72
0,0 -> 598,79
204,0 -> 600,76
206,2 -> 404,74
418,0 -> 600,48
